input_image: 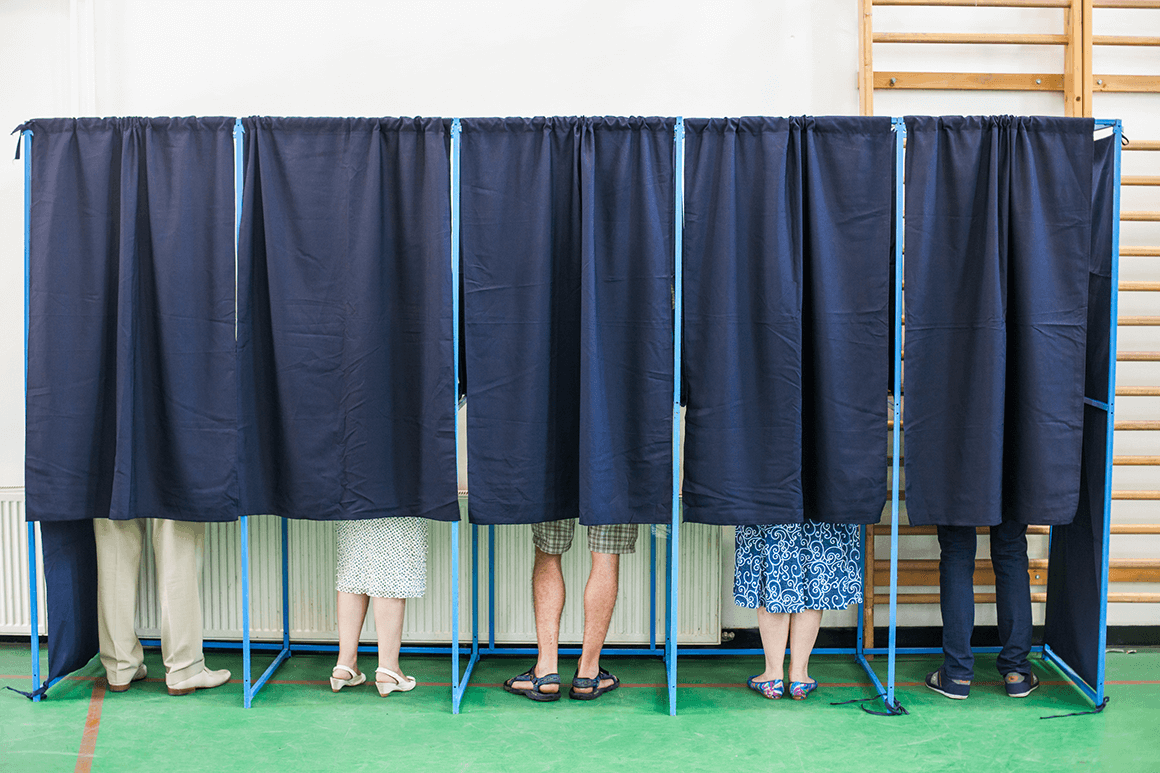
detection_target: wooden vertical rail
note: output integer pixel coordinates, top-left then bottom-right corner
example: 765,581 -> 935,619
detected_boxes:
1082,0 -> 1094,115
860,0 -> 876,115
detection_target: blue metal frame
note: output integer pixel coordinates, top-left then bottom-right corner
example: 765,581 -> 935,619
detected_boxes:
238,118 -> 471,710
23,129 -> 40,701
667,117 -> 685,716
677,121 -> 905,716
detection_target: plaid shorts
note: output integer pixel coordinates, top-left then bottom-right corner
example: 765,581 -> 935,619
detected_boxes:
531,520 -> 638,555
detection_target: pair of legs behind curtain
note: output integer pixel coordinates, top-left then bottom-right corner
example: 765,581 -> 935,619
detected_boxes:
735,522 -> 863,701
505,521 -> 637,700
935,521 -> 1033,685
94,518 -> 230,694
331,517 -> 428,696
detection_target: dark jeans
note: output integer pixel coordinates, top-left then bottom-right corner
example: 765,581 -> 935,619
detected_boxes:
937,521 -> 1032,682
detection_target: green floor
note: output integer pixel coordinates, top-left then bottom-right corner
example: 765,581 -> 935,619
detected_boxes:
1,643 -> 1158,773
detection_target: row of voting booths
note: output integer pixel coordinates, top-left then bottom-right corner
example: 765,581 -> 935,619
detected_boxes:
16,114 -> 1120,716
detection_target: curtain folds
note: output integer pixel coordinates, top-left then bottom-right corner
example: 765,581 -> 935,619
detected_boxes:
1043,133 -> 1117,689
237,117 -> 459,522
903,116 -> 1094,527
460,117 -> 675,525
681,117 -> 893,525
23,117 -> 239,524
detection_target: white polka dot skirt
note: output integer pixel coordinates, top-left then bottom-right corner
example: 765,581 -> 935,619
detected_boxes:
335,517 -> 428,598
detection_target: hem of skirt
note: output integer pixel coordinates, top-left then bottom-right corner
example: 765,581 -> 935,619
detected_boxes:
336,585 -> 426,599
734,597 -> 863,614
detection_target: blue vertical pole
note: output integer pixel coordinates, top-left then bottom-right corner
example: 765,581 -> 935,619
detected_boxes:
281,517 -> 290,654
241,516 -> 251,708
488,526 -> 496,649
856,525 -> 866,656
649,528 -> 657,652
450,117 -> 463,712
471,523 -> 479,654
23,129 -> 40,700
668,117 -> 685,717
233,118 -> 252,708
886,117 -> 906,711
1097,120 -> 1122,706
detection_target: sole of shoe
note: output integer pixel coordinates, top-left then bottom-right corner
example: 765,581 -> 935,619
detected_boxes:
167,686 -> 196,696
925,683 -> 969,700
1006,684 -> 1039,698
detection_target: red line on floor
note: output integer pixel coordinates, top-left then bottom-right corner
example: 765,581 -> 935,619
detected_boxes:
74,678 -> 106,773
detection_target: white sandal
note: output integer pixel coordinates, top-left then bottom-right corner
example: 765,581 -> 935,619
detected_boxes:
329,664 -> 366,692
375,667 -> 417,696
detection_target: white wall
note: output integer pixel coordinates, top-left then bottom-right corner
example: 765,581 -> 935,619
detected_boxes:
1,0 -> 1156,631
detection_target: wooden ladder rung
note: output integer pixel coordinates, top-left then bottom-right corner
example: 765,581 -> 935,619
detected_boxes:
1120,282 -> 1160,291
1117,386 -> 1160,396
1122,176 -> 1160,186
874,32 -> 1069,45
872,593 -> 1160,604
1122,212 -> 1160,222
1093,34 -> 1160,46
1119,316 -> 1160,325
873,0 -> 1072,6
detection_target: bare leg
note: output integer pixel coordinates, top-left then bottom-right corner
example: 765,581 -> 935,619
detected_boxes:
755,607 -> 791,682
372,597 -> 407,677
574,552 -> 620,693
509,548 -> 565,694
788,609 -> 823,683
335,591 -> 369,677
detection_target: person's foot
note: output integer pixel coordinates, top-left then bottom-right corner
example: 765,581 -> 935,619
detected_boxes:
107,664 -> 147,693
167,668 -> 231,696
374,667 -> 416,696
925,668 -> 970,700
329,664 -> 366,692
503,667 -> 561,701
569,667 -> 619,700
1004,671 -> 1039,698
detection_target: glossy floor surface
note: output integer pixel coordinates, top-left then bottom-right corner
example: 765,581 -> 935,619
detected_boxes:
2,643 -> 1157,772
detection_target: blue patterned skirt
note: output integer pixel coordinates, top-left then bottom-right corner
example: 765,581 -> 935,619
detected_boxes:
734,522 -> 863,614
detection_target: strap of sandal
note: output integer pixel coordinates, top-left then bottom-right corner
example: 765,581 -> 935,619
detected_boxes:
332,664 -> 358,679
376,667 -> 410,685
507,668 -> 559,690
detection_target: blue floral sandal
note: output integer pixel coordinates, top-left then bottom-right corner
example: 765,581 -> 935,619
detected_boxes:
789,679 -> 818,700
747,676 -> 784,700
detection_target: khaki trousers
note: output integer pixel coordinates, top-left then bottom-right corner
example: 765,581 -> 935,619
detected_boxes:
94,518 -> 206,687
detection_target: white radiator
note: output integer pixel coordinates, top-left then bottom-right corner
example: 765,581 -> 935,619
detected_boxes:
0,492 -> 720,645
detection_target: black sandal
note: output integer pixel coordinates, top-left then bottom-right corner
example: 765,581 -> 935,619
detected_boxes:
569,668 -> 620,700
503,668 -> 561,702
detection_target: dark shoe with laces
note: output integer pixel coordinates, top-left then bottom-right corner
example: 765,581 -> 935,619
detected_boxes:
925,668 -> 970,700
1004,671 -> 1039,698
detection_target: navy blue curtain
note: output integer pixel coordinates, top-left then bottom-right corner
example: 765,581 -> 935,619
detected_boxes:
461,117 -> 674,525
23,117 -> 239,522
903,116 -> 1094,527
1043,134 -> 1117,690
18,117 -> 237,695
237,117 -> 458,521
681,117 -> 892,525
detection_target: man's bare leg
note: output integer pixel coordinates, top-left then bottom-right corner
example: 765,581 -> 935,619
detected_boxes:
508,548 -> 564,694
573,551 -> 619,694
